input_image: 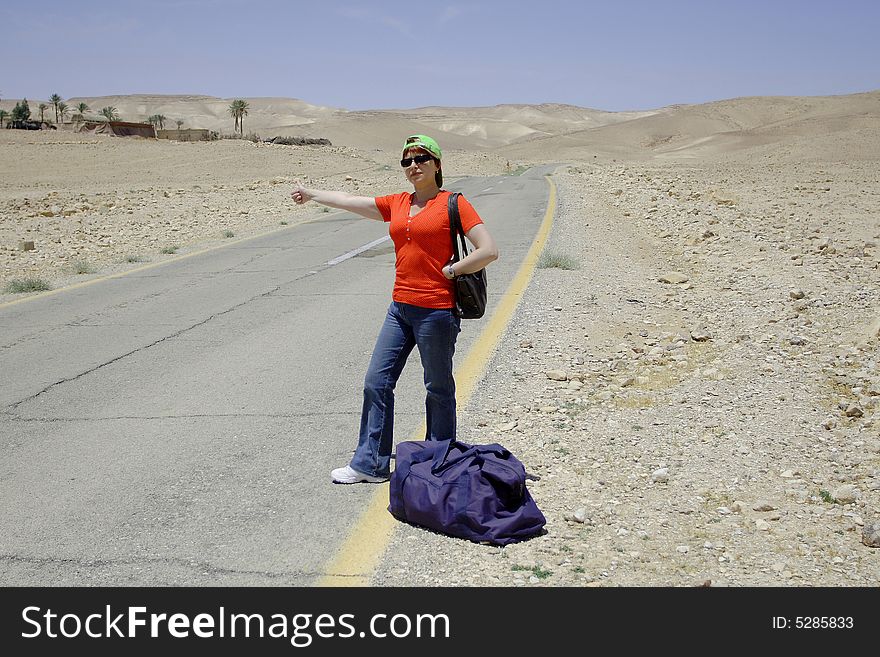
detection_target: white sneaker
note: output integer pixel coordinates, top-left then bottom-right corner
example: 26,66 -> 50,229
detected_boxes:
331,465 -> 389,484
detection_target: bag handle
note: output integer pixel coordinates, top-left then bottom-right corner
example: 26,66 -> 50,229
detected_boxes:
430,439 -> 511,474
429,440 -> 526,502
447,192 -> 470,264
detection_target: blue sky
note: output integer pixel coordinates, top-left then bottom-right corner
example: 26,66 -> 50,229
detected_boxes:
2,0 -> 877,111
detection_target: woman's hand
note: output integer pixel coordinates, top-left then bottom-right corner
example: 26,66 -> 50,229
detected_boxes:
442,262 -> 456,280
290,180 -> 313,205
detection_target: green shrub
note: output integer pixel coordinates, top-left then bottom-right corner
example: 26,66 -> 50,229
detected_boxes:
538,251 -> 579,270
4,277 -> 51,293
69,259 -> 96,274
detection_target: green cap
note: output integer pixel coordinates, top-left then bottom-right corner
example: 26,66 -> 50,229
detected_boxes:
402,134 -> 442,160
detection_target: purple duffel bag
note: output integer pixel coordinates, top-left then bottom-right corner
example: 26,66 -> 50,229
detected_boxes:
388,439 -> 546,546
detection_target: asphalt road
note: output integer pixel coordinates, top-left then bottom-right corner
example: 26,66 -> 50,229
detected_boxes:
0,166 -> 556,585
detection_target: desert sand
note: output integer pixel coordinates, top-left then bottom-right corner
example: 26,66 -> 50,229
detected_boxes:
1,90 -> 878,585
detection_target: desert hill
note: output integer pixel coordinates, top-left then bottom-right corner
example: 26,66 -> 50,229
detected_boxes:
53,95 -> 660,151
496,90 -> 880,162
2,94 -> 657,151
2,90 -> 877,162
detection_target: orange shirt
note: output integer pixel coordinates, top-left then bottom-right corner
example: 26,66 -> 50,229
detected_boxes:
375,190 -> 483,309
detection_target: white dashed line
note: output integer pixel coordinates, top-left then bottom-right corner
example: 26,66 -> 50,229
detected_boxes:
324,236 -> 390,266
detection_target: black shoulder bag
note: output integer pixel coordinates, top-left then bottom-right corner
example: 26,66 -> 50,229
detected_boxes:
448,192 -> 487,319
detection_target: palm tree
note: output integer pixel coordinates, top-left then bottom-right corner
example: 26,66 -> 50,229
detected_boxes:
49,93 -> 62,124
155,114 -> 166,129
228,99 -> 249,136
38,103 -> 48,123
76,102 -> 89,116
175,119 -> 184,130
58,102 -> 69,124
100,106 -> 119,121
0,110 -> 8,128
236,99 -> 249,136
227,101 -> 240,134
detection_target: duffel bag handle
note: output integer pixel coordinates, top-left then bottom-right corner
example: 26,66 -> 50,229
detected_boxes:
430,440 -> 512,474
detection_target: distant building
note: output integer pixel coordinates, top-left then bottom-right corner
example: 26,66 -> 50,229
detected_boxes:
76,120 -> 157,138
157,128 -> 211,142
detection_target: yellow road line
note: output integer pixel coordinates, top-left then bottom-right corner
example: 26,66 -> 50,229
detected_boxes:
317,175 -> 557,586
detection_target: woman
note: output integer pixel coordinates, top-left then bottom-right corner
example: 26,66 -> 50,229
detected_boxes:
291,135 -> 499,484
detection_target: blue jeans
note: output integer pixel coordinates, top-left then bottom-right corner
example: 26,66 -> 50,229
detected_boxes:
350,302 -> 461,477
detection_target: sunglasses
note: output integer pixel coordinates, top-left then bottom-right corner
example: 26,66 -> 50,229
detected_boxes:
400,154 -> 435,167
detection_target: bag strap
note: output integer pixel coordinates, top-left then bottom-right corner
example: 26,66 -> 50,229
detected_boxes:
430,438 -> 460,473
447,192 -> 470,264
430,440 -> 511,474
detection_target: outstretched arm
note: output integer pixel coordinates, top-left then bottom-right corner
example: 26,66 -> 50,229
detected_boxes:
291,179 -> 383,221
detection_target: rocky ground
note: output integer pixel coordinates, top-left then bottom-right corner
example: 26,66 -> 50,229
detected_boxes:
373,157 -> 880,586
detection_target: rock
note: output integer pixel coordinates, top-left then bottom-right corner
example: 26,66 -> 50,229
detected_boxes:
658,272 -> 689,284
755,519 -> 771,531
862,523 -> 880,548
789,289 -> 806,300
844,405 -> 864,418
832,485 -> 859,504
676,545 -> 690,554
753,503 -> 777,512
546,370 -> 568,381
691,329 -> 712,342
651,468 -> 669,483
572,508 -> 588,523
